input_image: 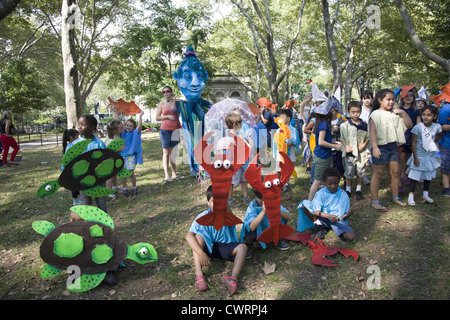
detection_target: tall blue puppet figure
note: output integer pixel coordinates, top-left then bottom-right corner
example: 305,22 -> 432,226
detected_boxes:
173,47 -> 212,176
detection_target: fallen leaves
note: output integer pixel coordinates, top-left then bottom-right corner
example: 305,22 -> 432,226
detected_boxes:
262,261 -> 276,275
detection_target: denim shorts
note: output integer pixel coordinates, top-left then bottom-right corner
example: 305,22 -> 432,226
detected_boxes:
205,242 -> 241,261
439,145 -> 450,174
159,129 -> 179,148
318,217 -> 353,238
372,142 -> 399,165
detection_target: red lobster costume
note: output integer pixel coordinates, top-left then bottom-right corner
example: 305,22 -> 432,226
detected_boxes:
193,131 -> 250,231
285,233 -> 359,267
244,152 -> 294,245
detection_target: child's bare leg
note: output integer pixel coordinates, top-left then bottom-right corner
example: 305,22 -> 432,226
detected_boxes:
388,161 -> 405,204
230,244 -> 247,279
122,177 -> 127,189
192,234 -> 207,276
341,231 -> 355,242
241,182 -> 248,198
370,164 -> 385,201
130,171 -> 136,188
308,179 -> 321,200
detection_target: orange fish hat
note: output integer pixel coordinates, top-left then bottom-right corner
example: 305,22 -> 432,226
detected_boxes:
429,81 -> 450,105
400,85 -> 417,99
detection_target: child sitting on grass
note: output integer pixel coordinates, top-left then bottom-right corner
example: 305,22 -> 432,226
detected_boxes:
185,185 -> 247,296
240,188 -> 292,258
297,167 -> 355,242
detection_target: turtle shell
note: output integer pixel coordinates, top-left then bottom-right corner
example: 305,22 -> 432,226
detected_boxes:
40,221 -> 127,274
59,149 -> 124,192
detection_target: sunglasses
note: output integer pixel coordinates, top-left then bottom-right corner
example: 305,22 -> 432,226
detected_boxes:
162,90 -> 171,93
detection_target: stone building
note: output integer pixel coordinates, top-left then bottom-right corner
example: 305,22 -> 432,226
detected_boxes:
207,75 -> 253,103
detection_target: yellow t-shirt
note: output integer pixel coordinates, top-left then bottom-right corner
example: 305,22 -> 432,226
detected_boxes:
369,109 -> 406,146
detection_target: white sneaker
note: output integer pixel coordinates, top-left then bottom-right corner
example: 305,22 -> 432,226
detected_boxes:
422,196 -> 434,203
408,199 -> 416,206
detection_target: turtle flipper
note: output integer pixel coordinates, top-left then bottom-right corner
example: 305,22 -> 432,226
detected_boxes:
67,272 -> 106,292
62,139 -> 92,167
69,205 -> 114,229
82,185 -> 116,198
106,139 -> 125,152
41,264 -> 63,278
32,221 -> 56,236
117,168 -> 132,178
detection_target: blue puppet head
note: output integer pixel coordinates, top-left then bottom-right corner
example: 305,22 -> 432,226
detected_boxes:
173,47 -> 209,102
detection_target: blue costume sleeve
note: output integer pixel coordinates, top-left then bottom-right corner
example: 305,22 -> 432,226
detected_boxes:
288,124 -> 300,152
119,128 -> 143,164
297,200 -> 315,232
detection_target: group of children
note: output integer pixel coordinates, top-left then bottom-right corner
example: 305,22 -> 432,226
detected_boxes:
62,109 -> 144,216
59,83 -> 448,296
185,84 -> 449,296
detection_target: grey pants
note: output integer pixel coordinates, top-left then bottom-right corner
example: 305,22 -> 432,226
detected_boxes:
78,183 -> 107,213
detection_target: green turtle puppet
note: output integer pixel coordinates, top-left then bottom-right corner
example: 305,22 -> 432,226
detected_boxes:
37,139 -> 132,198
32,205 -> 157,292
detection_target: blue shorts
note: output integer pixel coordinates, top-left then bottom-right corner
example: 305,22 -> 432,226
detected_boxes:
439,144 -> 450,174
318,217 -> 353,238
205,242 -> 241,262
159,129 -> 179,148
372,142 -> 399,165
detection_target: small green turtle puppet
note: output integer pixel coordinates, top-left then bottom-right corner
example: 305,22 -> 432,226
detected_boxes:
37,139 -> 132,198
32,205 -> 157,292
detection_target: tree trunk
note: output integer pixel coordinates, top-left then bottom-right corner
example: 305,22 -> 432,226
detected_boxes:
61,0 -> 80,129
0,0 -> 22,21
321,0 -> 342,93
394,0 -> 450,81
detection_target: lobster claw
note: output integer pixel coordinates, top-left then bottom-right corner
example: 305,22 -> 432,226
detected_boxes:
278,152 -> 294,186
244,153 -> 265,192
193,131 -> 215,168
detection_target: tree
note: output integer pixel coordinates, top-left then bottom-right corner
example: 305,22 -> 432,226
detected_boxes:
61,0 -> 80,129
0,0 -> 21,21
320,0 -> 381,106
394,0 -> 450,81
0,57 -> 50,118
226,0 -> 307,105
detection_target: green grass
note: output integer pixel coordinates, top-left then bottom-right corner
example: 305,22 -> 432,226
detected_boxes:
0,131 -> 448,300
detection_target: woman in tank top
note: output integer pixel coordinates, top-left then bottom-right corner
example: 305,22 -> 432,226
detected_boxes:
156,86 -> 182,182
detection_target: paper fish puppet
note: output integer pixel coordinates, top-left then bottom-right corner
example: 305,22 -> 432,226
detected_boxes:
107,97 -> 142,116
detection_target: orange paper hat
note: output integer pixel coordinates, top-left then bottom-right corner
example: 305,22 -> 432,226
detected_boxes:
284,100 -> 298,109
400,85 -> 416,99
255,97 -> 272,108
429,82 -> 450,105
107,97 -> 142,116
248,102 -> 261,115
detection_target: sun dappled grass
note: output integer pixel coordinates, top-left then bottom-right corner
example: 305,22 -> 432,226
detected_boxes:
0,131 -> 448,300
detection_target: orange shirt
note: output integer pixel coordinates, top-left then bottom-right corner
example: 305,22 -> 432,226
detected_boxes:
159,100 -> 181,131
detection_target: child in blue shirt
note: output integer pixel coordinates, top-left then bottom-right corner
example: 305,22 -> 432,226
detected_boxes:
186,185 -> 247,295
272,109 -> 299,191
241,188 -> 292,258
297,167 -> 355,242
68,115 -> 108,220
308,103 -> 342,200
119,111 -> 144,197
